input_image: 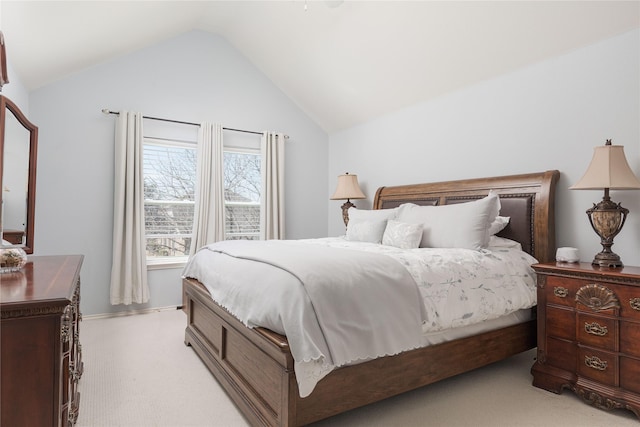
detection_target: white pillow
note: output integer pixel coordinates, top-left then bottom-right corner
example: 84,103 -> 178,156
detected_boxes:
346,219 -> 388,243
382,220 -> 423,249
348,207 -> 398,222
397,193 -> 500,250
486,190 -> 501,224
488,216 -> 510,235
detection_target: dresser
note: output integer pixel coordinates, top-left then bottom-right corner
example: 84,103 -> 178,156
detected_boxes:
531,262 -> 640,419
1,255 -> 84,426
2,229 -> 25,245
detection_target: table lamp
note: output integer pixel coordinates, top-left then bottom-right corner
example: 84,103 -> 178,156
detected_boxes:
570,139 -> 640,267
330,173 -> 366,226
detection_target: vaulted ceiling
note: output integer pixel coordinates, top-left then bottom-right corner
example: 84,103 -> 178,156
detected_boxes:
2,1 -> 639,132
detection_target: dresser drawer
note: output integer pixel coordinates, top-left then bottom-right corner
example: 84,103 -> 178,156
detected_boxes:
546,306 -> 575,341
545,276 -> 583,308
577,313 -> 616,351
546,336 -> 576,372
620,320 -> 640,358
620,356 -> 640,394
615,285 -> 640,321
574,283 -> 619,316
577,347 -> 617,386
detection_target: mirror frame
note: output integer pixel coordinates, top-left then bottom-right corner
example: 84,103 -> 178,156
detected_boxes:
0,31 -> 8,87
1,94 -> 38,254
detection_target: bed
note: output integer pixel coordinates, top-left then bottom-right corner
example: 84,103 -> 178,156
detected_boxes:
182,170 -> 559,426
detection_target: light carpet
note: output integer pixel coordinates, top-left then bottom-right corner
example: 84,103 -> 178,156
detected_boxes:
76,309 -> 638,427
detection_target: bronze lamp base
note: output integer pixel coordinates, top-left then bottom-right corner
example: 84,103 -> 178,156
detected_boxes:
586,189 -> 628,268
340,199 -> 355,227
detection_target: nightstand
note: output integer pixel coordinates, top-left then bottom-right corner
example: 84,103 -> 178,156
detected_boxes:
531,262 -> 640,419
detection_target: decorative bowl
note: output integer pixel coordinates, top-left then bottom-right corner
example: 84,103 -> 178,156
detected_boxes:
0,247 -> 28,273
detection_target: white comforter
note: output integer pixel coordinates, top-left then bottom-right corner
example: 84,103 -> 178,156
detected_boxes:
182,237 -> 538,397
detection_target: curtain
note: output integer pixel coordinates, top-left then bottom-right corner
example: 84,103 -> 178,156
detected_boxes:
110,112 -> 150,305
189,123 -> 225,255
260,132 -> 285,240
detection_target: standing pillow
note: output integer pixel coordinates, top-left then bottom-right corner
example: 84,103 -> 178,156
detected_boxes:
397,193 -> 500,250
485,190 -> 506,237
348,206 -> 399,222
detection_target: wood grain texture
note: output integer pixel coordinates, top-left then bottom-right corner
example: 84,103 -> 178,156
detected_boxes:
184,170 -> 559,426
1,255 -> 84,426
532,262 -> 640,420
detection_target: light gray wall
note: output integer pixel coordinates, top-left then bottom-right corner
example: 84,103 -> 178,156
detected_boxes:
1,60 -> 29,110
329,29 -> 640,267
27,31 -> 328,316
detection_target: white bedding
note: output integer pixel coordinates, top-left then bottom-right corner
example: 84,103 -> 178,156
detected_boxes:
182,237 -> 538,397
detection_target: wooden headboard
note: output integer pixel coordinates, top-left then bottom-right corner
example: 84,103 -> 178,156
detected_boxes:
373,170 -> 560,263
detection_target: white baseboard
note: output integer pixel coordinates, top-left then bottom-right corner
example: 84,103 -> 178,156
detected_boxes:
83,305 -> 181,320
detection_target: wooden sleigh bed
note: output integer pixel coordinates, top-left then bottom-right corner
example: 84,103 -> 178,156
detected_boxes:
183,170 -> 560,426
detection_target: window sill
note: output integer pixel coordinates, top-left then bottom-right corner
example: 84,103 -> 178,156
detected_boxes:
146,257 -> 188,271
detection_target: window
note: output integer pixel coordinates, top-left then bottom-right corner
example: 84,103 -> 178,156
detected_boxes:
143,138 -> 196,262
224,149 -> 261,240
142,138 -> 262,263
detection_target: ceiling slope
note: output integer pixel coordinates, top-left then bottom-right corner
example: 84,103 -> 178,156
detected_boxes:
2,1 -> 639,132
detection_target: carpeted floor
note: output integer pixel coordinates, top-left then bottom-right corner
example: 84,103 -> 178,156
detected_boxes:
76,309 -> 638,427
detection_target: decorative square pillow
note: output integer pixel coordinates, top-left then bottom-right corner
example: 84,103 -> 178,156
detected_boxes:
397,192 -> 500,250
345,219 -> 388,243
382,220 -> 423,249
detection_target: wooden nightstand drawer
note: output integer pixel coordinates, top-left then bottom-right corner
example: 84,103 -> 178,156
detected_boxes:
577,347 -> 617,386
616,286 -> 640,321
577,314 -> 616,351
620,356 -> 640,394
546,336 -> 576,372
574,282 -> 619,316
545,276 -> 583,308
546,306 -> 575,341
620,321 -> 640,357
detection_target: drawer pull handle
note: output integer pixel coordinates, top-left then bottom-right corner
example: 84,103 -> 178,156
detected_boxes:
631,298 -> 640,311
553,287 -> 569,298
585,355 -> 608,371
584,322 -> 608,336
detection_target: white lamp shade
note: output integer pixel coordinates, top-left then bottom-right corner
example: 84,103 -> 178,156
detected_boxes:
570,144 -> 640,190
330,173 -> 366,200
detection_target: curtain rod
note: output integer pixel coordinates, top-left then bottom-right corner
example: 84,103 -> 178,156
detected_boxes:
101,109 -> 288,138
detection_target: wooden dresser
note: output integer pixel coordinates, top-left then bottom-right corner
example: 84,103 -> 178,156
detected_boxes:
2,229 -> 25,245
1,255 -> 84,426
531,262 -> 640,419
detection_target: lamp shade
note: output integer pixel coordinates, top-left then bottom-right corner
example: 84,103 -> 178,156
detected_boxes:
330,173 -> 366,200
570,143 -> 640,190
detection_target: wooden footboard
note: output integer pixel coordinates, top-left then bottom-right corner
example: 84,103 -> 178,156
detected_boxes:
184,277 -> 296,426
184,277 -> 536,426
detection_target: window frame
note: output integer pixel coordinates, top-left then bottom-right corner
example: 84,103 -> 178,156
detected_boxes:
141,138 -> 263,269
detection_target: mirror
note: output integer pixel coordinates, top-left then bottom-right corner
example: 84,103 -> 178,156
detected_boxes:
1,95 -> 38,254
